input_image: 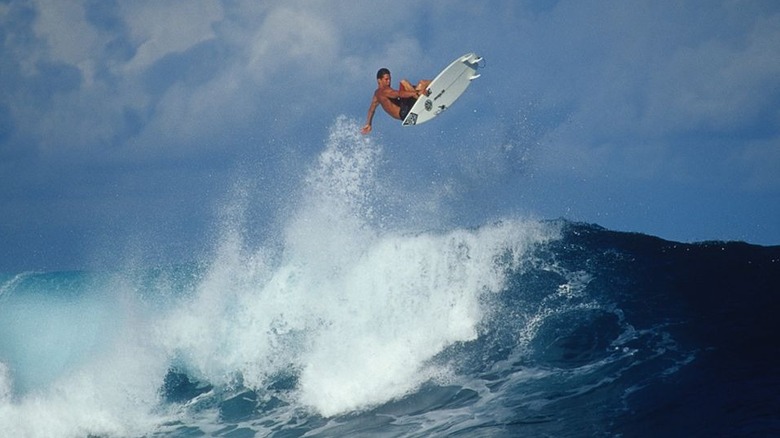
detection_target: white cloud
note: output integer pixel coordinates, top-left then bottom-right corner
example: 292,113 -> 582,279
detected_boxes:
26,0 -> 100,84
247,7 -> 339,82
31,0 -> 97,64
644,19 -> 780,135
120,1 -> 223,73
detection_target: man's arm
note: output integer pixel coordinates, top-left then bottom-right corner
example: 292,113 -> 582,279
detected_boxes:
388,87 -> 420,100
361,94 -> 379,134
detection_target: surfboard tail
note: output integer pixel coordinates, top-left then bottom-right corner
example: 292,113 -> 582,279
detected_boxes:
463,54 -> 482,66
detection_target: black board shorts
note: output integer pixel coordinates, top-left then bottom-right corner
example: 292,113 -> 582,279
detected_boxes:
398,98 -> 416,121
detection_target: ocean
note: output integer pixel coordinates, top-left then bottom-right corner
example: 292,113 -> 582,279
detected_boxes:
1,118 -> 778,437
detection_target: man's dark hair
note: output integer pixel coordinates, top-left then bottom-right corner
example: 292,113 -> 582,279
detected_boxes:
376,68 -> 390,79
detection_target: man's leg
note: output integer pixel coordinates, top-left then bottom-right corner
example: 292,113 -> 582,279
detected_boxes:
399,79 -> 415,92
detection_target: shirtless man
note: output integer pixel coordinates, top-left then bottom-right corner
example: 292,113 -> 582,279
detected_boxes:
361,68 -> 431,134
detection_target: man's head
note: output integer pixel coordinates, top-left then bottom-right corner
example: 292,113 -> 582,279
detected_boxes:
376,68 -> 390,79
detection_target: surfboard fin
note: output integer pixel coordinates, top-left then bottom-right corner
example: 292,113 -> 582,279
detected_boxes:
465,56 -> 482,66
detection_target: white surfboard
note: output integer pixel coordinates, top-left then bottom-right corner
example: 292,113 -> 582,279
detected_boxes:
402,52 -> 483,126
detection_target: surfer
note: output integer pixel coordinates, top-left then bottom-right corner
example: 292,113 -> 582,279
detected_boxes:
361,68 -> 430,134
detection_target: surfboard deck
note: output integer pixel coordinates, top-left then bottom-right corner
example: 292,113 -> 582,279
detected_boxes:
402,52 -> 482,126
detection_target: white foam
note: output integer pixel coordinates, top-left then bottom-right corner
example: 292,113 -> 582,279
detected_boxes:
0,117 -> 559,436
0,362 -> 11,403
0,282 -> 171,438
161,117 -> 560,417
296,222 -> 554,416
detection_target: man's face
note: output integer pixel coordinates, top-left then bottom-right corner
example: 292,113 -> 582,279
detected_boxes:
379,73 -> 391,87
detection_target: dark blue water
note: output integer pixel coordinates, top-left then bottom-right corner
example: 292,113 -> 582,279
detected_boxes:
1,119 -> 778,437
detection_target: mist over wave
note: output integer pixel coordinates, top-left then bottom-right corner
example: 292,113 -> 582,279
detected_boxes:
1,117 -> 777,437
159,118 -> 557,419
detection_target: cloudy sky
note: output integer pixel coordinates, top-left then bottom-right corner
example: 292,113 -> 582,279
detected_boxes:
1,0 -> 778,272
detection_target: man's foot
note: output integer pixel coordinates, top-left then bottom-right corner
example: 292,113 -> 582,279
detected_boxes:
416,80 -> 432,96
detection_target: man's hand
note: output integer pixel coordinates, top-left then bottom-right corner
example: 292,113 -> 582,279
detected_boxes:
361,124 -> 372,134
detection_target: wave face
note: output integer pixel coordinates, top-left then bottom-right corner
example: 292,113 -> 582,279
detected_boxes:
1,118 -> 778,437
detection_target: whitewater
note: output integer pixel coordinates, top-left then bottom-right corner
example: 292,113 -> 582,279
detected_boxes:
1,117 -> 778,437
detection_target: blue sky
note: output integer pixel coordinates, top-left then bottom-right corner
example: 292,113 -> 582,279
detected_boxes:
1,0 -> 778,271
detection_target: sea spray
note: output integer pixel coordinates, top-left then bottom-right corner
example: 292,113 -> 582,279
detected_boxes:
0,117 -> 566,437
0,273 -> 171,437
160,117 -> 559,417
295,220 -> 558,416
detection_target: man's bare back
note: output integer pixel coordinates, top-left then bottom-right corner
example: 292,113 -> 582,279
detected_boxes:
362,68 -> 431,134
